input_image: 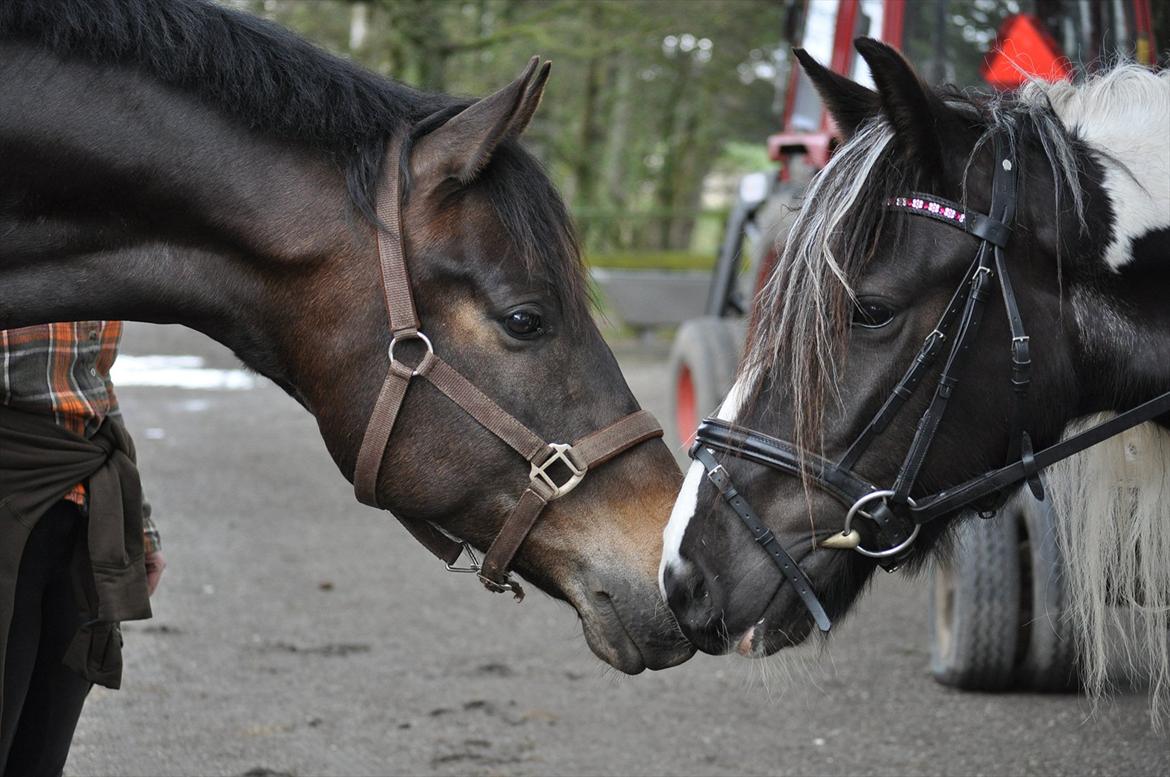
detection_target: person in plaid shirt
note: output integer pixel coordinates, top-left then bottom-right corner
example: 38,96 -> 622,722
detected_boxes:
0,321 -> 165,775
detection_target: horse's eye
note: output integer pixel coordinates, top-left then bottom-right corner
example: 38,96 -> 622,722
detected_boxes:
504,308 -> 544,339
852,299 -> 895,329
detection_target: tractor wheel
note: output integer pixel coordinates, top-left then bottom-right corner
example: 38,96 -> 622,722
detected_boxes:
665,317 -> 743,466
1017,497 -> 1080,692
929,513 -> 1021,690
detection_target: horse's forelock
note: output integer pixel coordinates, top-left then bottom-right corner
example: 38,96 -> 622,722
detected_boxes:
477,143 -> 589,325
744,120 -> 900,461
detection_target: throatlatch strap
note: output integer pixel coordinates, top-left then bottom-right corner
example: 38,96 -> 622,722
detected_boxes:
911,389 -> 1170,521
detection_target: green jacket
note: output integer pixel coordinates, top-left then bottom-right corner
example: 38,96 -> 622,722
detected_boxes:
0,406 -> 151,727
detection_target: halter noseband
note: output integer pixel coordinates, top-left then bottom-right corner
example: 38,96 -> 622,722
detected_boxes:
691,134 -> 1170,631
353,128 -> 663,601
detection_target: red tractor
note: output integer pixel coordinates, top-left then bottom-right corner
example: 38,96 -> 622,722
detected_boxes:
667,0 -> 1158,691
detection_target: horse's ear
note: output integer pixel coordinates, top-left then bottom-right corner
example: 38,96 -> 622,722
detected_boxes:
853,38 -> 949,173
793,48 -> 879,139
412,56 -> 548,188
504,59 -> 551,139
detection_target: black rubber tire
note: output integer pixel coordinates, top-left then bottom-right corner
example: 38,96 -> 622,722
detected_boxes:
664,317 -> 743,466
1017,497 -> 1080,692
929,513 -> 1021,690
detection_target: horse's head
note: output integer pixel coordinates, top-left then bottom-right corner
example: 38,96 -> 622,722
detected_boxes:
660,40 -> 1109,656
302,60 -> 690,673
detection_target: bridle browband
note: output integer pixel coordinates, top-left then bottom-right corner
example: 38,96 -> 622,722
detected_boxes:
691,134 -> 1170,631
352,129 -> 663,601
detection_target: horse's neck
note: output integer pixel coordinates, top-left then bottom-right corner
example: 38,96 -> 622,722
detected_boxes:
1071,177 -> 1170,416
0,43 -> 367,399
1042,73 -> 1170,417
1065,75 -> 1170,275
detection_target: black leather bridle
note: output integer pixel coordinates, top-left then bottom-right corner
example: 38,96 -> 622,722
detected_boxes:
691,134 -> 1170,633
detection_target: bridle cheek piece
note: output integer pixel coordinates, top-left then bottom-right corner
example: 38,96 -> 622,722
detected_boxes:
353,133 -> 663,601
691,134 -> 1170,632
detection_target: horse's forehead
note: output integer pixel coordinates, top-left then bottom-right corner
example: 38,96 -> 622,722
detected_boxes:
405,190 -> 505,253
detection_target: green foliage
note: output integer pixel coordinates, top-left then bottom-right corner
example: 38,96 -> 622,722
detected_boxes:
227,0 -> 786,261
585,251 -> 714,272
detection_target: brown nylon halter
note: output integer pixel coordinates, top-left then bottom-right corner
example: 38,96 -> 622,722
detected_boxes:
352,135 -> 663,600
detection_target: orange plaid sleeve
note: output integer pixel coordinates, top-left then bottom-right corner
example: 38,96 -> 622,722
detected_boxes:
1,321 -> 159,553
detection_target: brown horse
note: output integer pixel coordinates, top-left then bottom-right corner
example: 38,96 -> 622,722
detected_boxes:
0,0 -> 691,673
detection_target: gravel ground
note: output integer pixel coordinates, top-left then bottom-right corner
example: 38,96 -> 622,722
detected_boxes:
64,323 -> 1168,777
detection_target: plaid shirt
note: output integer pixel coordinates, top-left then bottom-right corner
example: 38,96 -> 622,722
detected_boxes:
0,322 -> 160,553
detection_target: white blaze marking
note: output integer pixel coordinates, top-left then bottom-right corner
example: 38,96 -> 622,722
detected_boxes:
659,376 -> 751,597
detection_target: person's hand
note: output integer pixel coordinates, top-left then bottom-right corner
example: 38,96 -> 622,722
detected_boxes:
145,550 -> 167,596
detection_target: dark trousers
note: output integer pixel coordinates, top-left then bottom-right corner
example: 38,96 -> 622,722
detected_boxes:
0,501 -> 91,777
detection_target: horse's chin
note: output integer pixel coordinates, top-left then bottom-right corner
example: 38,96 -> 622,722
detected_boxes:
730,599 -> 818,658
690,550 -> 843,657
569,584 -> 695,674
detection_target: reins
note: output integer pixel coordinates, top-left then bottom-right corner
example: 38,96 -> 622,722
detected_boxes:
691,133 -> 1170,631
353,130 -> 662,601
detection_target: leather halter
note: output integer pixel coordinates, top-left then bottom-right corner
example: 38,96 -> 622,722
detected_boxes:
691,134 -> 1170,631
352,131 -> 663,601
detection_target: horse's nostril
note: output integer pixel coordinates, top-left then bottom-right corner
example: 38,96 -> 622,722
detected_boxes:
664,561 -> 714,614
662,560 -> 731,654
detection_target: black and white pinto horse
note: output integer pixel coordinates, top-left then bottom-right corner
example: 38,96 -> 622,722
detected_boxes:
661,39 -> 1170,716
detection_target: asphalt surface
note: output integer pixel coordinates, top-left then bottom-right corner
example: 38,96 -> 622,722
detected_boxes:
65,323 -> 1167,777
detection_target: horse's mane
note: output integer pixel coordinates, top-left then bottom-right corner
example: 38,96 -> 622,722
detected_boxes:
0,0 -> 449,214
0,0 -> 586,312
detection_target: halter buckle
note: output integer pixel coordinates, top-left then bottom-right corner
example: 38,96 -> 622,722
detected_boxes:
530,443 -> 587,500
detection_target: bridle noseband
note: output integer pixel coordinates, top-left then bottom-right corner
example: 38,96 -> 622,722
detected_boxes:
353,130 -> 663,601
691,134 -> 1170,631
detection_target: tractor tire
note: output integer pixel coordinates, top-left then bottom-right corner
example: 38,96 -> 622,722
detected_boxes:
1017,497 -> 1080,692
665,317 -> 743,467
929,513 -> 1021,690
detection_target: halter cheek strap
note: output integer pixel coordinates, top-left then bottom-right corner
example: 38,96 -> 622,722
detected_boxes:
354,132 -> 663,600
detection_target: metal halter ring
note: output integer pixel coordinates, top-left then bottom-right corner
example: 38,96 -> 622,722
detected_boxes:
388,331 -> 434,377
443,543 -> 522,597
530,443 -> 587,500
444,541 -> 482,574
842,490 -> 920,559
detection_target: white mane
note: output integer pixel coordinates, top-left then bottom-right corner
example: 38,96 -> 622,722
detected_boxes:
1020,65 -> 1170,271
1048,420 -> 1170,722
1024,64 -> 1170,723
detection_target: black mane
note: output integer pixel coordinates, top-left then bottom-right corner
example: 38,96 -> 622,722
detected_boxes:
0,0 -> 458,219
0,0 -> 585,308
